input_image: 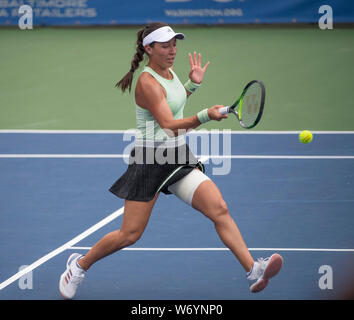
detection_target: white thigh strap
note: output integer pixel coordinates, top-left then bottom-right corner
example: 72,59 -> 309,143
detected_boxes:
168,169 -> 210,206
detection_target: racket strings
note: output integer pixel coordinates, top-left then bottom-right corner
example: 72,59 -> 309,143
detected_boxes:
240,83 -> 263,128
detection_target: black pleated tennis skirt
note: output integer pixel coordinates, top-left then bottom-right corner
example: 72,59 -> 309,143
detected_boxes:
109,143 -> 205,202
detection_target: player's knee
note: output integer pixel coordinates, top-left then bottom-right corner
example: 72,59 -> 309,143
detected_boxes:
212,199 -> 229,223
120,229 -> 143,247
126,231 -> 143,246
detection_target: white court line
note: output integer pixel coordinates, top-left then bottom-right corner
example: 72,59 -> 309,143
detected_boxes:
1,154 -> 354,159
0,154 -> 128,158
0,130 -> 135,134
207,155 -> 354,159
68,247 -> 354,252
0,207 -> 124,291
0,130 -> 354,134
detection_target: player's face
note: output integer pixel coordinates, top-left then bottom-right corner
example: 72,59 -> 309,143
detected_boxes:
149,38 -> 177,68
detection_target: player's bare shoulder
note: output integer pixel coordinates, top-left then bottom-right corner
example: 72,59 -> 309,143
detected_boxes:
135,72 -> 165,110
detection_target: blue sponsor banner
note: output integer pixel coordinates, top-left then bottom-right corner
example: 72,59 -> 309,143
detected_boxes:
0,0 -> 352,26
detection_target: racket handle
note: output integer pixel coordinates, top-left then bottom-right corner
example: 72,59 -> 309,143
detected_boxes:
218,106 -> 230,115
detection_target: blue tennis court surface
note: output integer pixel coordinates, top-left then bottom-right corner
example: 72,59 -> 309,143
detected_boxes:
0,131 -> 353,300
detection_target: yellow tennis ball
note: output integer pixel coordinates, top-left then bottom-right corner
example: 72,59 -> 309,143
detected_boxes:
299,130 -> 313,143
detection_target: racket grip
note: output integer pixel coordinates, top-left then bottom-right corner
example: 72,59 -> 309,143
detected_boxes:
218,106 -> 230,115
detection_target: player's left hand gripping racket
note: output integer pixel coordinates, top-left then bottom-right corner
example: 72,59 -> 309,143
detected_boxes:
219,80 -> 265,129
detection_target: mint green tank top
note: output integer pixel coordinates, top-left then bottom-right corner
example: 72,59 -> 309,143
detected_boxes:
135,66 -> 187,144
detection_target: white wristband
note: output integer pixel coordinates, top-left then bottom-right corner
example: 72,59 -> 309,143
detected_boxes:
184,79 -> 201,93
197,108 -> 210,124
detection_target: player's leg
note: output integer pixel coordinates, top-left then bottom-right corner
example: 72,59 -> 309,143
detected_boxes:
189,175 -> 283,293
59,193 -> 159,299
78,193 -> 160,271
168,169 -> 254,272
191,179 -> 254,272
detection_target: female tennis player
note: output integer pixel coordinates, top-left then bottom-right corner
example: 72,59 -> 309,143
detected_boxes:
59,22 -> 283,299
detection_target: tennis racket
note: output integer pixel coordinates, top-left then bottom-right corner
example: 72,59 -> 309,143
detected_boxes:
219,80 -> 265,129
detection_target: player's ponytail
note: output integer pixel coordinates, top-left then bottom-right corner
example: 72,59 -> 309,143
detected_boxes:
115,28 -> 145,93
115,22 -> 168,93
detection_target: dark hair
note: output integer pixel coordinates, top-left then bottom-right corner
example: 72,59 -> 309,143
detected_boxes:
115,22 -> 168,93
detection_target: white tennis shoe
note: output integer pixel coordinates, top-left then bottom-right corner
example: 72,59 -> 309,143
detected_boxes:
247,253 -> 283,293
59,253 -> 86,299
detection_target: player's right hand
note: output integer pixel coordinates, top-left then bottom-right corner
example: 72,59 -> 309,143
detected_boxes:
208,105 -> 228,121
